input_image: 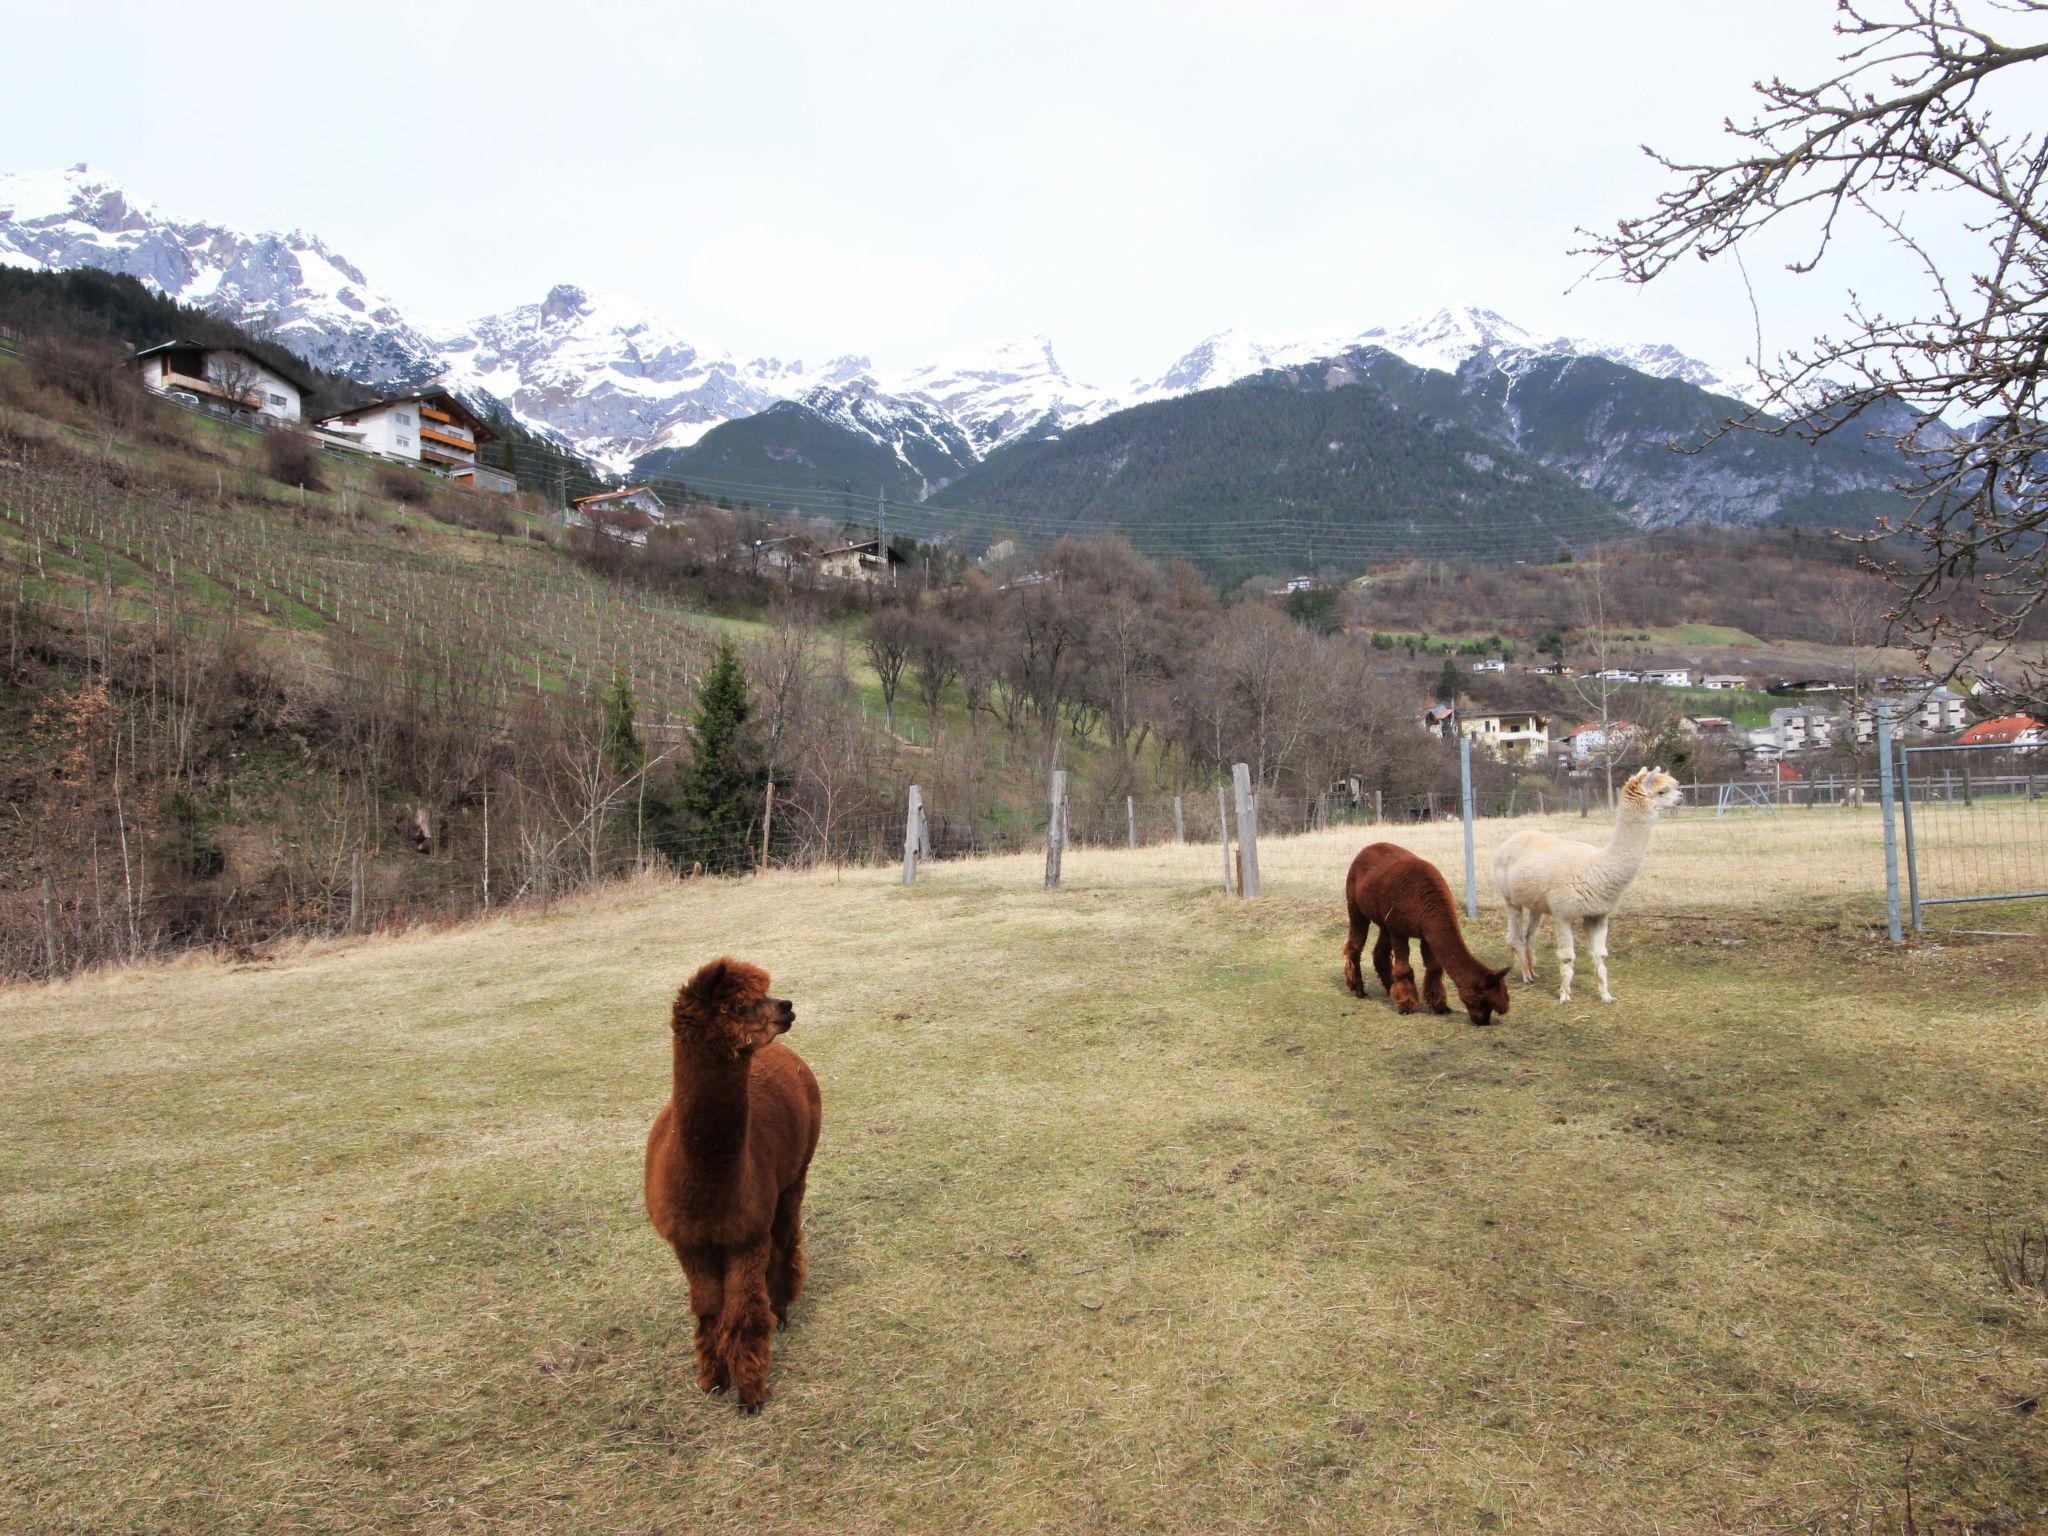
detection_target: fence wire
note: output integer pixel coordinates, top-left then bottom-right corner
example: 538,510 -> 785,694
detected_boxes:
1897,744 -> 2048,918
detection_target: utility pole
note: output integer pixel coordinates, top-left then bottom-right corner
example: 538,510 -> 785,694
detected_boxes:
876,486 -> 894,588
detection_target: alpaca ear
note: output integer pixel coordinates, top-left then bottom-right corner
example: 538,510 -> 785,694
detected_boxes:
682,956 -> 766,1013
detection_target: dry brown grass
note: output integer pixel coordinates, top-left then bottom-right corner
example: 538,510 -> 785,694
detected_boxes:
3,820 -> 2047,1534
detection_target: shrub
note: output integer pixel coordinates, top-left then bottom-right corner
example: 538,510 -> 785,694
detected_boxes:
262,430 -> 325,492
375,463 -> 432,505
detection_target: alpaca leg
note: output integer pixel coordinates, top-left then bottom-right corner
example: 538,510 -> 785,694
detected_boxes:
1418,938 -> 1451,1014
1504,907 -> 1526,973
719,1243 -> 777,1412
1518,910 -> 1542,983
1555,919 -> 1576,1005
1372,927 -> 1395,994
1588,915 -> 1615,1004
1343,912 -> 1370,998
1387,934 -> 1420,1014
768,1179 -> 808,1328
681,1253 -> 728,1393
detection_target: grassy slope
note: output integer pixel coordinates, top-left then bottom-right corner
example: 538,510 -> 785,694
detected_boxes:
5,814 -> 2046,1534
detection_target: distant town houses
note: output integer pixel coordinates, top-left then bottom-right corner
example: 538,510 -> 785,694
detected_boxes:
1767,705 -> 1835,756
1852,686 -> 1967,742
1642,667 -> 1692,688
132,341 -> 308,423
1472,656 -> 1507,673
1701,673 -> 1748,690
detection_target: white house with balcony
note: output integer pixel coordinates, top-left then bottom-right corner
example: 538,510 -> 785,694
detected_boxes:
314,390 -> 497,473
1644,667 -> 1694,687
1565,720 -> 1636,761
1459,709 -> 1549,762
1769,705 -> 1835,754
131,341 -> 307,422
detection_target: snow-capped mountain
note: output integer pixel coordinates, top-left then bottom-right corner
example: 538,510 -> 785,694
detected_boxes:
872,336 -> 1116,454
1,165 -> 1760,479
0,164 -> 441,383
434,283 -> 873,463
1134,306 -> 1760,407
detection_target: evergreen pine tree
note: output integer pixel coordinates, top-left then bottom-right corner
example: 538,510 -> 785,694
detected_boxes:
602,671 -> 644,777
676,640 -> 763,871
1435,658 -> 1463,705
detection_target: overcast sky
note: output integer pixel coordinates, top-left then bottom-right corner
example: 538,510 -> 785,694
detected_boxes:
6,0 -> 2040,386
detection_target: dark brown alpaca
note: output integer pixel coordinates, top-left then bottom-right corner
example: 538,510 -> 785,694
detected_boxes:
645,958 -> 822,1412
1342,842 -> 1511,1026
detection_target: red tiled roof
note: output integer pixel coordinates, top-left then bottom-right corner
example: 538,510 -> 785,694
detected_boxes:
1956,714 -> 2040,745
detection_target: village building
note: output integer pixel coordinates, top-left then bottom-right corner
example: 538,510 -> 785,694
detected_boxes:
571,486 -> 669,523
1565,720 -> 1635,761
1458,708 -> 1549,762
819,536 -> 899,584
1643,667 -> 1693,688
315,390 -> 501,481
1769,705 -> 1835,754
1472,657 -> 1507,673
1680,714 -> 1737,735
1854,686 -> 1970,742
1421,704 -> 1456,738
132,341 -> 308,423
1701,673 -> 1749,691
1956,714 -> 2043,749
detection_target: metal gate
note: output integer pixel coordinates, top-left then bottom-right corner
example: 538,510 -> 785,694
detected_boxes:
1895,738 -> 2048,927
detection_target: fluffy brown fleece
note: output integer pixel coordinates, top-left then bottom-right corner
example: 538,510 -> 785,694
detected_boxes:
644,958 -> 822,1412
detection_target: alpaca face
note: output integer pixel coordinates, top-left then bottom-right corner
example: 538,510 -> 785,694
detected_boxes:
1458,965 -> 1512,1027
674,957 -> 797,1056
1626,766 -> 1684,815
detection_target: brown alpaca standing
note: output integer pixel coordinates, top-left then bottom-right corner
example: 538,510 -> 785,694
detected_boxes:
1342,843 -> 1512,1026
645,958 -> 822,1413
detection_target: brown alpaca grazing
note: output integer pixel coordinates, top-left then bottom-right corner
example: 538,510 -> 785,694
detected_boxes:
645,958 -> 822,1413
1342,842 -> 1512,1026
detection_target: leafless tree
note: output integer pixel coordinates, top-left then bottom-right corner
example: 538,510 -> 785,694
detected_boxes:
205,351 -> 265,415
1583,0 -> 2048,703
861,604 -> 916,734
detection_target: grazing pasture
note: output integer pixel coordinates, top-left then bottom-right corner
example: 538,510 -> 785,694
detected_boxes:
4,812 -> 2047,1534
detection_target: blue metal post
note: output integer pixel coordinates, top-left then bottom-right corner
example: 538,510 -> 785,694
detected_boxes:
1460,734 -> 1477,918
1878,713 -> 1902,943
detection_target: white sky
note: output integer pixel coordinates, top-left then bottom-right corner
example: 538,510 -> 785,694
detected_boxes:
6,0 -> 2042,386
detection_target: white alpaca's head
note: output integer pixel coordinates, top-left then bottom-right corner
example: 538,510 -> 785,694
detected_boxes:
1623,766 -> 1683,817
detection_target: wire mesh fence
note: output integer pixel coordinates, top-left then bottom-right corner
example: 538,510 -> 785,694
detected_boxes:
1896,743 -> 2048,921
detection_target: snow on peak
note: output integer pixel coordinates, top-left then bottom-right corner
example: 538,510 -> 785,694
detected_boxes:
1134,304 -> 1753,407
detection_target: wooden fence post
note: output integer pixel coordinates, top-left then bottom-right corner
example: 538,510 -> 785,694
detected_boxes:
1173,795 -> 1185,843
41,874 -> 60,978
1374,789 -> 1383,824
917,794 -> 933,861
1044,771 -> 1067,890
1127,795 -> 1137,849
901,785 -> 922,885
1217,784 -> 1234,895
348,852 -> 362,934
760,780 -> 776,873
1232,763 -> 1261,898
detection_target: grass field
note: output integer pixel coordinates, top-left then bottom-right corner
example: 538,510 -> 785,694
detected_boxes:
5,813 -> 2048,1534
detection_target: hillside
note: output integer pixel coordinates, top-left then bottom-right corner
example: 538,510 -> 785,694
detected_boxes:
922,366 -> 1633,576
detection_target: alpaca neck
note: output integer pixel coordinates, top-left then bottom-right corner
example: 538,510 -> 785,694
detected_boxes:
669,1045 -> 752,1182
1420,900 -> 1490,988
1597,796 -> 1657,878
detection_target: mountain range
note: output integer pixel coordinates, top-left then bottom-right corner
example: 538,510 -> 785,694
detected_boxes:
0,163 -> 1914,569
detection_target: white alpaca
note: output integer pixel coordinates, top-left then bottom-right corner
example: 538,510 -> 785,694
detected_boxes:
1492,766 -> 1682,1004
